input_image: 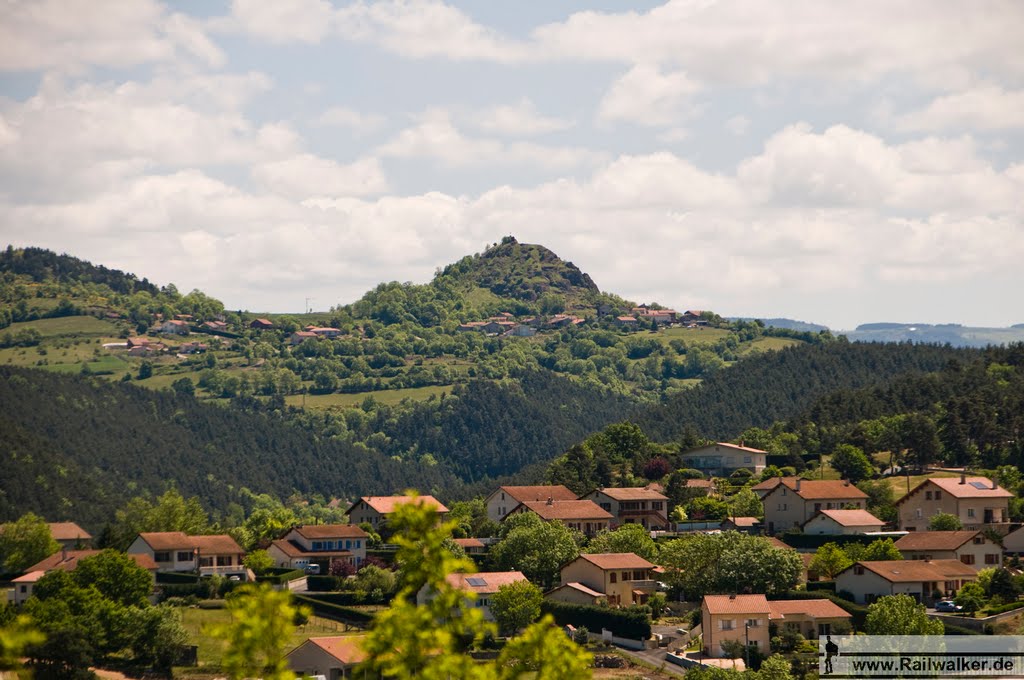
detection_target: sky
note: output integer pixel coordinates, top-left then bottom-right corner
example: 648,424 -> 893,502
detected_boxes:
0,1 -> 1022,330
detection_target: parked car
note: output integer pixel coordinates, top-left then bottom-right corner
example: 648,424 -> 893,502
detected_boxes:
935,600 -> 962,612
305,563 -> 321,575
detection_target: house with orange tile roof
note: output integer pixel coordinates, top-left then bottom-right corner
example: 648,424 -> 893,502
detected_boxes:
767,599 -> 852,639
545,581 -> 608,606
452,537 -> 486,554
128,532 -> 247,579
155,319 -> 190,335
761,478 -> 868,534
702,594 -> 772,658
896,475 -> 1012,532
286,635 -> 367,678
679,442 -> 767,476
250,318 -> 274,330
46,522 -> 92,548
751,476 -> 784,499
8,549 -> 159,605
416,571 -> 529,621
289,330 -> 318,344
346,495 -> 449,529
506,499 -> 612,537
801,509 -> 886,535
556,553 -> 657,606
581,487 -> 669,530
485,485 -> 578,522
835,559 -> 978,605
268,524 -> 368,571
894,530 -> 1002,567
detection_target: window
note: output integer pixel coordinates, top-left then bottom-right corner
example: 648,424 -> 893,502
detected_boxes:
985,554 -> 1000,565
652,502 -> 663,511
154,552 -> 171,562
720,619 -> 735,631
744,456 -> 752,463
818,623 -> 831,636
967,508 -> 976,518
854,565 -> 865,575
961,554 -> 976,565
200,557 -> 213,567
747,618 -> 760,628
177,551 -> 192,562
926,491 -> 932,500
20,585 -> 27,593
610,573 -> 617,584
622,571 -> 630,582
974,537 -> 985,545
935,491 -> 941,500
915,509 -> 922,519
777,503 -> 787,511
600,502 -> 611,512
313,541 -> 323,551
355,540 -> 361,548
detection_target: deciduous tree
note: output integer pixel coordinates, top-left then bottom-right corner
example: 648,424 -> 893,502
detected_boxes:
490,580 -> 543,636
865,594 -> 944,635
0,512 -> 59,574
584,523 -> 658,561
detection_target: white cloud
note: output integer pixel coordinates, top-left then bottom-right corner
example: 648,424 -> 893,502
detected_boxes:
597,64 -> 700,126
253,154 -> 389,198
895,85 -> 1024,131
226,0 -> 337,44
473,99 -> 573,136
726,115 -> 750,136
315,106 -> 387,134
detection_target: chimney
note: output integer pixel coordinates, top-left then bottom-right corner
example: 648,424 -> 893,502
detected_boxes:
993,478 -> 998,490
61,547 -> 67,562
960,474 -> 966,485
729,593 -> 736,600
844,479 -> 850,487
795,478 -> 802,492
547,497 -> 553,505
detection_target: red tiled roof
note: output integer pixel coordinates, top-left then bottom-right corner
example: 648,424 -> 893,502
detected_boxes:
752,477 -> 783,492
292,524 -> 367,540
495,486 -> 578,504
453,538 -> 485,549
13,570 -> 46,583
304,636 -> 367,665
724,517 -> 760,527
805,509 -> 884,528
348,495 -> 449,515
138,532 -> 243,554
767,478 -> 868,501
576,553 -> 654,570
518,500 -> 612,521
896,477 -> 1013,505
595,487 -> 668,501
765,537 -> 793,551
844,559 -> 978,582
48,522 -> 91,541
769,599 -> 851,620
27,549 -> 158,573
687,442 -> 769,455
269,539 -> 352,559
552,582 -> 606,599
703,594 -> 771,615
894,531 -> 981,551
446,571 -> 527,594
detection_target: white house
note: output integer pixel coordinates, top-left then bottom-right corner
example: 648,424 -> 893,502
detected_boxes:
485,485 -> 578,523
416,571 -> 528,622
286,636 -> 366,679
835,559 -> 977,605
679,442 -> 767,476
269,524 -> 368,570
128,532 -> 247,579
801,509 -> 886,535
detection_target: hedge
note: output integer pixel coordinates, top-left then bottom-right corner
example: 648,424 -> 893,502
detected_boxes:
293,594 -> 374,627
981,601 -> 1024,616
256,568 -> 305,585
155,572 -> 201,584
806,581 -> 836,592
540,601 -> 651,640
306,575 -> 343,592
776,533 -> 882,551
942,621 -> 981,635
303,591 -> 395,606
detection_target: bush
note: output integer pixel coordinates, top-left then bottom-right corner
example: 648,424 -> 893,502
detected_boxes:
306,575 -> 343,592
540,601 -> 651,640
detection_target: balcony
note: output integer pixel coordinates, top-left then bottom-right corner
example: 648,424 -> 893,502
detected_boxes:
199,564 -> 246,577
627,579 -> 659,590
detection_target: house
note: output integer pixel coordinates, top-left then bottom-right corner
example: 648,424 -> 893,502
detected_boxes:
202,320 -> 228,332
47,522 -> 92,549
558,553 -> 657,606
485,485 -> 578,523
8,571 -> 45,605
128,532 -> 247,579
545,581 -> 608,606
155,319 -> 190,335
457,321 -> 488,332
482,320 -> 516,334
679,443 -> 767,476
506,499 -> 612,537
761,479 -> 868,534
309,327 -> 342,338
751,477 -> 784,499
720,517 -> 761,533
801,509 -> 886,535
416,571 -> 528,621
616,316 -> 639,328
895,475 -> 1012,532
9,549 -> 159,605
289,331 -> 318,344
581,487 -> 669,530
286,636 -> 367,679
250,318 -> 275,330
894,531 -> 1002,567
504,324 -> 536,337
452,538 -> 486,555
1002,526 -> 1024,555
835,559 -> 978,605
178,342 -> 208,354
346,495 -> 449,529
701,594 -> 771,658
767,599 -> 852,639
268,524 -> 368,571
547,314 -> 584,328
126,336 -> 151,349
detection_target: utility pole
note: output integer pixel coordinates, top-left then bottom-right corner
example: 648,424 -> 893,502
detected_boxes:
305,297 -> 314,314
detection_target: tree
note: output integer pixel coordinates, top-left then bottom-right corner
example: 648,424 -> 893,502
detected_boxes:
242,549 -> 274,576
129,605 -> 189,670
491,513 -> 581,588
207,583 -> 308,680
660,533 -> 801,599
584,524 -> 658,561
73,549 -> 153,607
0,512 -> 60,574
727,487 -> 763,518
642,456 -> 672,480
0,615 -> 44,673
809,543 -> 852,580
758,654 -> 794,680
928,512 -> 963,531
989,568 -> 1018,601
686,497 -> 730,521
137,360 -> 153,380
171,377 -> 195,396
865,594 -> 944,635
955,582 -> 985,614
490,580 -> 543,636
830,444 -> 874,483
860,538 -> 902,562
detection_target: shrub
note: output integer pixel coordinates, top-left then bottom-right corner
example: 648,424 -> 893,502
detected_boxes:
540,601 -> 651,640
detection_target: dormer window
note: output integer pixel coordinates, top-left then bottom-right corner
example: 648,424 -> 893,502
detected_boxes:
854,565 -> 865,575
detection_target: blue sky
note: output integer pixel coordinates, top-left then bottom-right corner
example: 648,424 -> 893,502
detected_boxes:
1,1 -> 1022,329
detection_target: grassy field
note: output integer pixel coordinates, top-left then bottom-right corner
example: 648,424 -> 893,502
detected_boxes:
658,327 -> 732,345
179,606 -> 360,670
882,471 -> 961,497
739,336 -> 801,355
285,384 -> 453,409
3,315 -> 121,337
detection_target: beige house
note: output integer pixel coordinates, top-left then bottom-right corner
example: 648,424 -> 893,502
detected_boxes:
679,442 -> 767,476
701,594 -> 772,658
835,559 -> 977,605
128,532 -> 247,579
416,571 -> 528,622
9,549 -> 158,605
452,538 -> 486,555
346,495 -> 449,529
801,509 -> 886,535
8,570 -> 45,605
768,599 -> 852,639
1002,526 -> 1024,555
47,522 -> 92,549
896,476 -> 1012,532
558,553 -> 656,606
545,581 -> 608,606
485,485 -> 578,523
761,479 -> 868,533
894,531 -> 1002,567
268,524 -> 368,570
506,499 -> 612,537
581,487 -> 669,530
286,636 -> 367,679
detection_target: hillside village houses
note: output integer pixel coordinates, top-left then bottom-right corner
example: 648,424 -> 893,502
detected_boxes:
550,553 -> 657,607
346,495 -> 449,529
801,508 -> 886,535
128,532 -> 248,580
417,571 -> 529,622
896,475 -> 1012,532
679,442 -> 767,477
268,524 -> 368,571
835,559 -> 978,605
581,486 -> 670,531
485,485 -> 578,523
505,499 -> 612,537
286,635 -> 367,679
894,530 -> 1003,566
46,521 -> 91,549
9,549 -> 158,605
761,478 -> 869,533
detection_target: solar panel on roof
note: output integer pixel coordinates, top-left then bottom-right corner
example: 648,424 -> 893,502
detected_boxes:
466,577 -> 487,587
970,481 -> 989,489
